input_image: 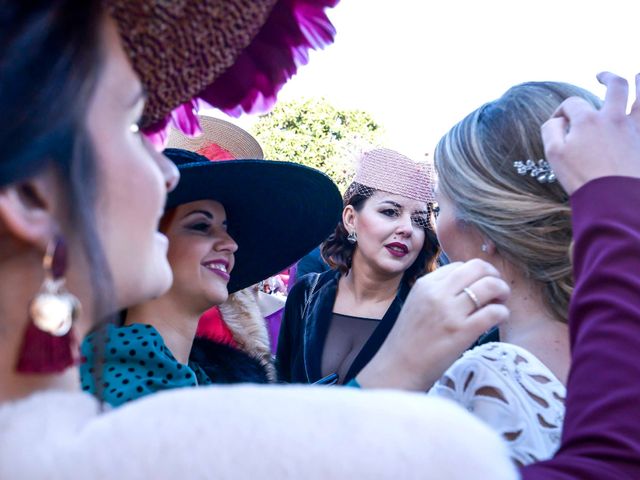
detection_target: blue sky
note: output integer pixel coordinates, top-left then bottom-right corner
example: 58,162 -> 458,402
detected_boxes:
208,0 -> 640,160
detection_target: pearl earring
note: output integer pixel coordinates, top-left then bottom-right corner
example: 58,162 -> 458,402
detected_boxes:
16,236 -> 79,373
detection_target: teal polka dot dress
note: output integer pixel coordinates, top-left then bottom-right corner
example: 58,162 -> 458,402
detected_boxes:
80,323 -> 212,407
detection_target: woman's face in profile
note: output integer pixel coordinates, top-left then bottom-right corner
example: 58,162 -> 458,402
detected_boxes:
433,185 -> 479,262
85,18 -> 179,312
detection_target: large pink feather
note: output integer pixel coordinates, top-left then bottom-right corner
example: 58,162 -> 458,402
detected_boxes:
144,0 -> 338,147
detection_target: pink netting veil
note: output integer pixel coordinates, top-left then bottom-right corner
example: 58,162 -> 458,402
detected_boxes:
348,148 -> 435,203
343,147 -> 437,230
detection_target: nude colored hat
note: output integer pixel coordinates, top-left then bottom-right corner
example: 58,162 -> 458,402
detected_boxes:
106,0 -> 339,133
348,147 -> 436,203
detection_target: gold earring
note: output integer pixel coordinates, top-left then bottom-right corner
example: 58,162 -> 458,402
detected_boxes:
29,237 -> 80,336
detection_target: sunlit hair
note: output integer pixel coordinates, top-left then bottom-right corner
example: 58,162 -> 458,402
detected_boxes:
321,182 -> 440,286
434,81 -> 602,322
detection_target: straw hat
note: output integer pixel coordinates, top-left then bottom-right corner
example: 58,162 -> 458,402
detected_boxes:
167,116 -> 263,161
106,0 -> 339,132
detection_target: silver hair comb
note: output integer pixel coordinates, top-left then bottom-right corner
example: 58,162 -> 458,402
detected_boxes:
513,159 -> 556,184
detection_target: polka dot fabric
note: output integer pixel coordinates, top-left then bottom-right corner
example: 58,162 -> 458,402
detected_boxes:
80,324 -> 212,407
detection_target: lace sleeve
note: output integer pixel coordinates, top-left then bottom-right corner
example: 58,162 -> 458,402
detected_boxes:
428,342 -> 566,467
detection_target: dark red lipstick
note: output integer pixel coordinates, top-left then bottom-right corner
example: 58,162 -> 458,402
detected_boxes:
385,242 -> 409,257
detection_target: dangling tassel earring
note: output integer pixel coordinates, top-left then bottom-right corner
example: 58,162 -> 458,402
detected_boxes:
16,236 -> 81,373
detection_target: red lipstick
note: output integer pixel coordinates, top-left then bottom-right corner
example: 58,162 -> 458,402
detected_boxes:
385,242 -> 409,258
202,260 -> 231,281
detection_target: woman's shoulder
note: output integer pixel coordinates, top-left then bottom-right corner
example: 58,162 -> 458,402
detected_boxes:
430,342 -> 566,464
80,323 -> 199,407
433,341 -> 566,404
0,391 -> 102,477
457,342 -> 564,382
83,322 -> 165,349
286,269 -> 338,302
294,269 -> 337,289
190,337 -> 269,384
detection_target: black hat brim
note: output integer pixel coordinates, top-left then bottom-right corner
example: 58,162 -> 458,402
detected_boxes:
164,148 -> 341,293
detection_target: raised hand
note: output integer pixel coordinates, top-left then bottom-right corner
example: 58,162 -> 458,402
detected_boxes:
357,259 -> 510,391
541,72 -> 640,195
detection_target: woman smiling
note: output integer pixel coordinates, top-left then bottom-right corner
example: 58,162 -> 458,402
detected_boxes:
81,142 -> 342,405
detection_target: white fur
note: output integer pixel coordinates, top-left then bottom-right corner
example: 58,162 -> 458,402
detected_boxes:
0,385 -> 517,479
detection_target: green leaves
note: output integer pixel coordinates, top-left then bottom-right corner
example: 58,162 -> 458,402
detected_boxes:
252,98 -> 384,191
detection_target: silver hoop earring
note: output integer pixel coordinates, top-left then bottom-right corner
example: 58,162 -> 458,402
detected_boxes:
347,231 -> 358,244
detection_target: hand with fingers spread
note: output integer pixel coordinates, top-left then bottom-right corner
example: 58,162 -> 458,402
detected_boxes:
356,259 -> 510,391
542,72 -> 640,195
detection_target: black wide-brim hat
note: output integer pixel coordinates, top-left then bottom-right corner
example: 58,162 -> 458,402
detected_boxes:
164,148 -> 342,293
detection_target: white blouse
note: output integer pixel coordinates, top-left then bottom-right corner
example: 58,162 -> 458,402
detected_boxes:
429,342 -> 566,466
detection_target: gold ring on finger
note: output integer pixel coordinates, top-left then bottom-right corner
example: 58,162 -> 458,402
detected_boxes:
463,287 -> 481,310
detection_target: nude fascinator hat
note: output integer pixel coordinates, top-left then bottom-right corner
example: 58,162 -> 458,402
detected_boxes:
344,147 -> 436,205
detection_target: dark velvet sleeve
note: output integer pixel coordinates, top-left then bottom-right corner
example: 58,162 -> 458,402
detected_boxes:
522,177 -> 640,479
275,276 -> 310,383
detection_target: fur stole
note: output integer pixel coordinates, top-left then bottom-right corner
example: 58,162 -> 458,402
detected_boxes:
217,287 -> 277,381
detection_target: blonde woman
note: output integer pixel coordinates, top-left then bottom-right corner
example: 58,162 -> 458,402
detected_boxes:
361,82 -> 600,466
424,82 -> 607,465
356,73 -> 640,479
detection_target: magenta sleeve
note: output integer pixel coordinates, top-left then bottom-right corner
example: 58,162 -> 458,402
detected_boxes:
522,176 -> 640,479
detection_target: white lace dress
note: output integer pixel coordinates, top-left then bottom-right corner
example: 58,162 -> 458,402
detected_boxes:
428,342 -> 566,466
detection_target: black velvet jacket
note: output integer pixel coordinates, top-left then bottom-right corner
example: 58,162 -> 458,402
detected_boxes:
276,270 -> 410,384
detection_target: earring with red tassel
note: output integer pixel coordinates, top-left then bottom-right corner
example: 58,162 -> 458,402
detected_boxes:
16,236 -> 81,373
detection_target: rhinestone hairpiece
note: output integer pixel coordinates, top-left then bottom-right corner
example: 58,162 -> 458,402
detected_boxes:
513,159 -> 556,184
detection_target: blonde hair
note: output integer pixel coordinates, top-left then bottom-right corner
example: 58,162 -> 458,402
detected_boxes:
434,82 -> 601,322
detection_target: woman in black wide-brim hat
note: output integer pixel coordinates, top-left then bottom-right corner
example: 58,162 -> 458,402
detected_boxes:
80,124 -> 342,406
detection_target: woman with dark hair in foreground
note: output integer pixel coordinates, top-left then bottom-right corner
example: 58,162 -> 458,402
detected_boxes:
1,1 -> 638,478
0,2 -> 515,478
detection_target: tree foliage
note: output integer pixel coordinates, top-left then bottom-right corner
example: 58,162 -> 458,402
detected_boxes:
251,97 -> 384,191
